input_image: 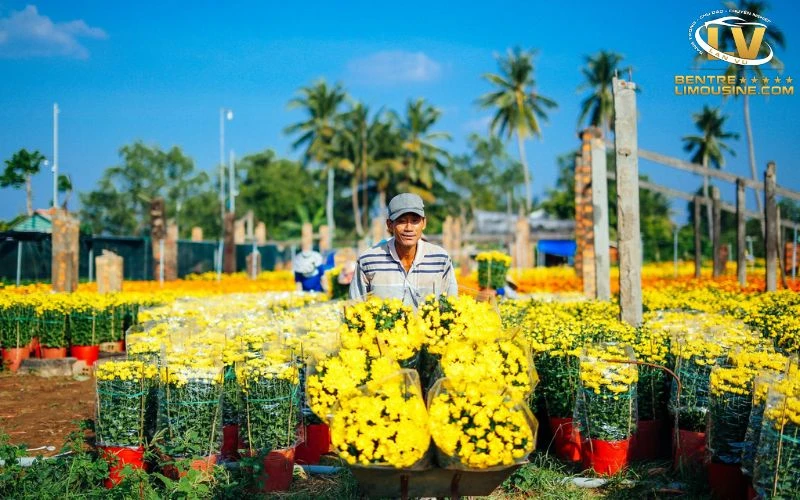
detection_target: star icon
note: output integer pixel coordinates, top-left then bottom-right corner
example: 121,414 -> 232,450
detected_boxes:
751,77 -> 759,84
787,77 -> 794,84
774,76 -> 782,83
762,77 -> 770,84
740,77 -> 746,84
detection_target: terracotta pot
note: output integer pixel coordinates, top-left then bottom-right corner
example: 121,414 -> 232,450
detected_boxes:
98,445 -> 146,488
673,429 -> 706,469
707,461 -> 746,500
630,419 -> 666,461
41,347 -> 68,359
2,347 -> 30,372
549,417 -> 582,462
295,424 -> 331,465
71,345 -> 100,366
259,447 -> 295,492
582,437 -> 631,476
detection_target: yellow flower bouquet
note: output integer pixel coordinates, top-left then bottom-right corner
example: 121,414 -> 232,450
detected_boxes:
330,369 -> 431,469
753,376 -> 800,498
95,360 -> 158,447
476,251 -> 512,290
428,377 -> 536,470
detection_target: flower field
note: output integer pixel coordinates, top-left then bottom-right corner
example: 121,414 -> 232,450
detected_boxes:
1,265 -> 800,498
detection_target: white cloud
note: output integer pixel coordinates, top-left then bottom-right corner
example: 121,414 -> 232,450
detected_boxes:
347,50 -> 442,84
0,5 -> 107,59
462,115 -> 493,133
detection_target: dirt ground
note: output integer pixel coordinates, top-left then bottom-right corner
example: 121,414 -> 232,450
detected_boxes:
0,374 -> 95,456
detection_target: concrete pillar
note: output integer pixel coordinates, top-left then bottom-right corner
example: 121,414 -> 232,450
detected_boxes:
255,222 -> 267,245
191,227 -> 203,242
442,216 -> 453,258
234,218 -> 246,244
712,187 -> 722,278
452,217 -> 462,268
319,225 -> 330,254
590,129 -> 610,300
164,222 -> 178,281
301,223 -> 313,253
96,250 -> 123,293
693,196 -> 702,278
223,212 -> 236,274
613,77 -> 642,326
51,210 -> 80,292
765,162 -> 777,291
149,198 -> 166,282
246,251 -> 261,279
736,179 -> 746,286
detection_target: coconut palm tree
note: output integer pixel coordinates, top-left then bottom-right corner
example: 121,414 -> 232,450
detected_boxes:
57,173 -> 73,210
285,80 -> 347,244
577,51 -> 629,136
682,106 -> 739,240
1,149 -> 46,216
478,47 -> 557,213
393,98 -> 451,203
711,1 -> 785,224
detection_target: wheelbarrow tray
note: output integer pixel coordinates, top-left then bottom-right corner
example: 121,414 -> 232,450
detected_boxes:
350,463 -> 524,498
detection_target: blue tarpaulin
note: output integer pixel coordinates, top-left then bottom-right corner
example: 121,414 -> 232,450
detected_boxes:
537,240 -> 576,257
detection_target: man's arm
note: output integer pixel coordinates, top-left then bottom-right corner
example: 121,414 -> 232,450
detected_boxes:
349,261 -> 370,300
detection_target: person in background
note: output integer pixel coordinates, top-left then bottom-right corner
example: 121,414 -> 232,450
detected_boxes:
293,248 -> 324,292
350,193 -> 457,308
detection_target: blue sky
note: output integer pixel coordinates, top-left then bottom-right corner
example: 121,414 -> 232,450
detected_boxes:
1,0 -> 798,224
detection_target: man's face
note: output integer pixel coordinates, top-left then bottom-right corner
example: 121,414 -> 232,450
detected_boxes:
388,213 -> 426,248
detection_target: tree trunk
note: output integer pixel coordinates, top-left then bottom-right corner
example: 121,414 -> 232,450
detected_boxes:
351,176 -> 364,237
516,131 -> 531,214
702,155 -> 713,242
25,174 -> 33,216
326,166 -> 335,248
743,92 -> 764,234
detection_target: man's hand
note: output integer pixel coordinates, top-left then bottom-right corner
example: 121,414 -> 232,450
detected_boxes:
476,288 -> 497,302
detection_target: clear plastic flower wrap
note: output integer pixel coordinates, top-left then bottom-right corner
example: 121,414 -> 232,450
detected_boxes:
330,369 -> 431,469
741,372 -> 783,476
237,357 -> 301,453
753,379 -> 800,498
95,360 -> 158,447
574,344 -> 638,442
427,377 -> 537,470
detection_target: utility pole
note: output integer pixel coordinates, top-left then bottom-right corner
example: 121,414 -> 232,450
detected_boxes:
53,103 -> 59,209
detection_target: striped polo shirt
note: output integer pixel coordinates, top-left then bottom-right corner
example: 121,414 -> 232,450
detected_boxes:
349,237 -> 458,308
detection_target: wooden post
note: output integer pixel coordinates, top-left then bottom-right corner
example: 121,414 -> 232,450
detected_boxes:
736,179 -> 746,286
765,162 -> 777,291
191,227 -> 203,242
573,150 -> 585,278
613,77 -> 642,326
319,225 -> 330,254
371,217 -> 386,245
693,196 -> 702,278
255,222 -> 267,245
442,216 -> 453,258
301,223 -> 313,253
150,198 -> 167,282
164,222 -> 178,281
96,250 -> 123,293
234,218 -> 246,244
590,128 -> 610,300
223,212 -> 236,273
712,187 -> 722,277
452,217 -> 462,268
515,214 -> 531,269
51,210 -> 80,292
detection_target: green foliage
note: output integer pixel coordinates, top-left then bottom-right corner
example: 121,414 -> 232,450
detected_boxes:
1,148 -> 46,216
578,51 -> 629,134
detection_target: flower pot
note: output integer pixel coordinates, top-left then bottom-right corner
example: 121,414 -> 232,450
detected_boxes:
581,437 -> 631,475
221,424 -> 240,460
117,339 -> 126,352
98,445 -> 146,488
295,424 -> 330,465
673,429 -> 706,469
162,454 -> 218,480
41,347 -> 68,359
746,481 -> 757,500
260,447 -> 295,492
71,345 -> 100,366
707,461 -> 746,500
549,417 -> 582,462
631,419 -> 666,461
2,347 -> 30,372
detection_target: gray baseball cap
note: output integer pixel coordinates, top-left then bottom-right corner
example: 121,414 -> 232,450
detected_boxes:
387,193 -> 425,221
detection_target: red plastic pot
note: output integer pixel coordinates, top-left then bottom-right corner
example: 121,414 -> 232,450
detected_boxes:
707,461 -> 746,500
2,347 -> 30,372
549,417 -> 582,462
98,445 -> 145,488
221,424 -> 240,460
70,345 -> 100,366
41,347 -> 68,359
746,481 -> 757,500
29,337 -> 41,358
260,447 -> 295,492
673,429 -> 706,468
163,454 -> 218,480
631,419 -> 665,461
295,424 -> 331,465
582,437 -> 631,475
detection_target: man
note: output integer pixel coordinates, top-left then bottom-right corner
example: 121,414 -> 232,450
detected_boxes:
293,248 -> 324,292
350,193 -> 458,307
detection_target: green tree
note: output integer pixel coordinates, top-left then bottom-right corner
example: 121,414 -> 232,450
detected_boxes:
285,80 -> 347,241
235,150 -> 324,241
393,98 -> 451,203
1,149 -> 46,216
709,1 -> 785,220
57,174 -> 73,210
577,51 -> 629,136
682,105 -> 739,241
540,151 -> 577,220
478,47 -> 557,213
